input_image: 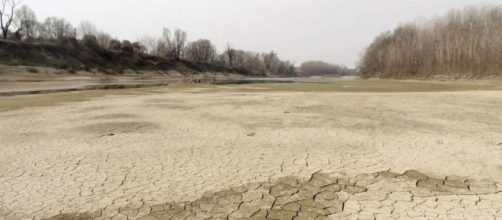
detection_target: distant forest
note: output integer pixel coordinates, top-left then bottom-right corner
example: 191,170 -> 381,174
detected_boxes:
359,6 -> 502,79
0,0 -> 301,76
300,61 -> 354,76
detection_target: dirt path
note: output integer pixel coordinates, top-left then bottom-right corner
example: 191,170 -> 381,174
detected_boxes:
0,82 -> 501,219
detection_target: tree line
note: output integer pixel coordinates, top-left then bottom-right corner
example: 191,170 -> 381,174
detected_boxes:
359,6 -> 502,79
0,0 -> 297,76
300,61 -> 354,76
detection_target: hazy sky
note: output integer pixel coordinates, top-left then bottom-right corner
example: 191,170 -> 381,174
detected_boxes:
25,0 -> 501,68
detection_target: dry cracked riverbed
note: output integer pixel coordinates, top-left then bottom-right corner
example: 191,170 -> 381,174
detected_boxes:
1,80 -> 502,219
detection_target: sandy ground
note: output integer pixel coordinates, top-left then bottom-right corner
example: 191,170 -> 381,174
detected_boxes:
0,81 -> 502,219
0,64 -> 247,96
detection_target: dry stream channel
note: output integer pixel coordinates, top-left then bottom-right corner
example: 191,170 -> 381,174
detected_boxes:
1,79 -> 502,219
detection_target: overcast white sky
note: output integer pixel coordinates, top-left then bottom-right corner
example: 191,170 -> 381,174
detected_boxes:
25,0 -> 501,68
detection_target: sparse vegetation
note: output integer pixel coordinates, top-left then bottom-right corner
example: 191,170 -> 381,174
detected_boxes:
359,6 -> 502,79
0,3 -> 299,76
26,67 -> 38,73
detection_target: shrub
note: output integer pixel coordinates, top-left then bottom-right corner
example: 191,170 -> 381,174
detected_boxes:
26,67 -> 39,73
82,35 -> 99,48
108,40 -> 121,50
121,40 -> 134,53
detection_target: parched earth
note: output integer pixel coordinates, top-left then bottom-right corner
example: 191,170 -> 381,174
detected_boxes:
48,171 -> 502,220
1,81 -> 502,219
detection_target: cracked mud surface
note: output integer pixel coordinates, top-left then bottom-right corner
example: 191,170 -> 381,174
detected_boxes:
47,171 -> 502,220
1,82 -> 502,219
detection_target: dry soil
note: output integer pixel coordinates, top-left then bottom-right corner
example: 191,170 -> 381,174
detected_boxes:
1,80 -> 502,220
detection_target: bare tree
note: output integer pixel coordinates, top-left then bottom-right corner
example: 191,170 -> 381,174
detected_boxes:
217,45 -> 294,75
242,52 -> 266,73
173,29 -> 187,59
224,43 -> 236,67
262,51 -> 279,73
77,20 -> 98,38
0,0 -> 19,39
275,61 -> 297,76
96,31 -> 112,48
360,5 -> 502,79
14,4 -> 36,40
39,17 -> 75,40
214,53 -> 227,66
234,50 -> 247,68
162,28 -> 187,60
155,38 -> 167,56
132,41 -> 146,53
138,35 -> 157,54
186,39 -> 217,64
